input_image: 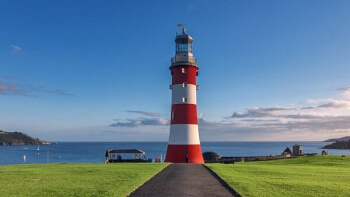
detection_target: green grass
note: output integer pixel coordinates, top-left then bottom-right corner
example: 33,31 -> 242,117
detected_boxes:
0,163 -> 168,197
206,156 -> 350,197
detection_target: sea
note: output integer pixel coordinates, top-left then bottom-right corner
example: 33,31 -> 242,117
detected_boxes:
1,141 -> 349,165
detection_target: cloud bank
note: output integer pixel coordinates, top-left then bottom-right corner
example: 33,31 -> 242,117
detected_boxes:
199,87 -> 350,141
110,110 -> 169,127
229,107 -> 295,118
301,100 -> 350,110
125,110 -> 161,117
106,86 -> 350,141
110,118 -> 169,127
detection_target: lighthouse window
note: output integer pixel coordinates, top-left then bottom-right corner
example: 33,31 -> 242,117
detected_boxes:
182,83 -> 187,88
181,68 -> 187,73
188,42 -> 193,53
178,43 -> 188,52
171,111 -> 175,120
182,97 -> 187,103
176,38 -> 190,53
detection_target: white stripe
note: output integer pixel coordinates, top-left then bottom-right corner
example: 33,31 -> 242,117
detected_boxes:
171,84 -> 197,105
168,124 -> 201,145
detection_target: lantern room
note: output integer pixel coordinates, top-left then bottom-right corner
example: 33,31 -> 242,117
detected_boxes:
175,28 -> 193,54
171,27 -> 197,66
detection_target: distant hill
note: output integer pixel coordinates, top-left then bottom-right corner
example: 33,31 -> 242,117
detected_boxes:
324,136 -> 350,142
323,140 -> 350,149
0,130 -> 51,146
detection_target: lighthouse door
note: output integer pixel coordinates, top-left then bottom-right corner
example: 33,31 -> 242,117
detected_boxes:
184,149 -> 189,163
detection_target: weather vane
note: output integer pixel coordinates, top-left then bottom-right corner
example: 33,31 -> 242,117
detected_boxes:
176,23 -> 186,36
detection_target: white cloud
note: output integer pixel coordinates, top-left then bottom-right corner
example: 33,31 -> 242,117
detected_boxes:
334,86 -> 350,100
340,90 -> 350,100
0,79 -> 73,97
11,45 -> 22,54
52,89 -> 74,96
0,81 -> 20,95
336,87 -> 350,91
198,113 -> 350,141
229,107 -> 295,118
302,99 -> 332,105
125,110 -> 161,117
110,117 -> 169,127
302,100 -> 350,110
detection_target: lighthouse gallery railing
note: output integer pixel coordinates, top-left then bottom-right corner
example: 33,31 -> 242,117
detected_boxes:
171,56 -> 197,64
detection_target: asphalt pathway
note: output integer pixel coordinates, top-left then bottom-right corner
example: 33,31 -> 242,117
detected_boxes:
128,164 -> 240,197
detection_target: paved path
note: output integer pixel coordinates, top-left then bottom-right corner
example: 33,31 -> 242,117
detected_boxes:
129,164 -> 240,197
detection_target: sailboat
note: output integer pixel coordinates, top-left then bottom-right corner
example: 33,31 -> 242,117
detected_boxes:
37,145 -> 40,156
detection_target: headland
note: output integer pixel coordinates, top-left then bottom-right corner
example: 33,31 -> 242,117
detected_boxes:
0,130 -> 51,146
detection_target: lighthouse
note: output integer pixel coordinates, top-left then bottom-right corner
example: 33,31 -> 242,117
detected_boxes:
165,27 -> 204,164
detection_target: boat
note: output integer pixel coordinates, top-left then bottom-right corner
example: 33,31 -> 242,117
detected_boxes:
37,145 -> 40,151
107,149 -> 152,163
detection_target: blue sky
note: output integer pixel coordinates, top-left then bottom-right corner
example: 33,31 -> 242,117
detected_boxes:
1,0 -> 350,141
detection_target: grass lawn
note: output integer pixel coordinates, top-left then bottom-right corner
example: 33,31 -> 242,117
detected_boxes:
0,163 -> 168,197
207,156 -> 350,197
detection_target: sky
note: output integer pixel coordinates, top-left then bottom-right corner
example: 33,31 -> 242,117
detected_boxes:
1,0 -> 350,141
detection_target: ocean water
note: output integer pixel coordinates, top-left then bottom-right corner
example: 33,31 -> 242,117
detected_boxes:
0,141 -> 349,165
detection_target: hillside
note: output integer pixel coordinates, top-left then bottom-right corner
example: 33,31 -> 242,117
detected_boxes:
323,140 -> 350,149
0,130 -> 51,146
324,136 -> 350,142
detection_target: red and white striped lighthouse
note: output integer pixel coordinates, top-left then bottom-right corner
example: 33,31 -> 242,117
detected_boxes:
165,27 -> 204,164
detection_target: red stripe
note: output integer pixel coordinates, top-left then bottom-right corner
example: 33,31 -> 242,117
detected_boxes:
171,66 -> 198,85
165,144 -> 204,163
171,104 -> 198,124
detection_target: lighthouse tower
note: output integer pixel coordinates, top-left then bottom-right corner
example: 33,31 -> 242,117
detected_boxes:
165,27 -> 204,164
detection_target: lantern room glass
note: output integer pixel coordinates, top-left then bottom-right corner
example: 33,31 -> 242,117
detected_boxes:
176,38 -> 193,53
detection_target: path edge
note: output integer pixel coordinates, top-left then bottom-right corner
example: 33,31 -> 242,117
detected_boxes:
203,164 -> 242,197
127,163 -> 172,197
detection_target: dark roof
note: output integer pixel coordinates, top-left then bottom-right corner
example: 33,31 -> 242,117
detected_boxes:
282,147 -> 292,154
175,33 -> 193,41
109,149 -> 145,154
202,151 -> 221,161
175,28 -> 193,41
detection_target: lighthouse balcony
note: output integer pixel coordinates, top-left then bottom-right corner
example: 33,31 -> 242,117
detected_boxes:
171,56 -> 197,65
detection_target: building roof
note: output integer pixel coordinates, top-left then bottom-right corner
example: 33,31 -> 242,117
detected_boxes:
109,149 -> 145,154
175,28 -> 193,41
282,147 -> 292,154
175,33 -> 193,41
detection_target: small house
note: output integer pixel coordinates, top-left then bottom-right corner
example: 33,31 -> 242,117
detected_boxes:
281,147 -> 292,158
